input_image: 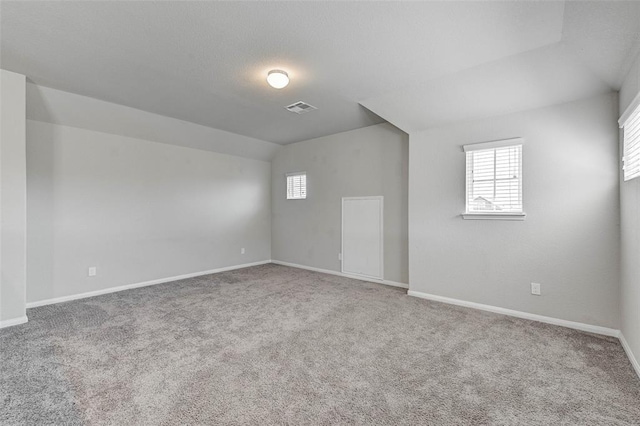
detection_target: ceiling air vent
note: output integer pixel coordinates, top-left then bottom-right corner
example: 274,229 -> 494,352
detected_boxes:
285,101 -> 317,114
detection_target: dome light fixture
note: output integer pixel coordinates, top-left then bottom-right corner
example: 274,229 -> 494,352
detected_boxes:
267,69 -> 289,89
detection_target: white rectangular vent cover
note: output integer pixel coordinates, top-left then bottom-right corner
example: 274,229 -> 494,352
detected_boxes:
285,101 -> 317,114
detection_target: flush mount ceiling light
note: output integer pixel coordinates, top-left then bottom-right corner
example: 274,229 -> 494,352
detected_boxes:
267,69 -> 289,89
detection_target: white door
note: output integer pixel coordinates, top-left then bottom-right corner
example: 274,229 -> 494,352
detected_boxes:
341,196 -> 383,280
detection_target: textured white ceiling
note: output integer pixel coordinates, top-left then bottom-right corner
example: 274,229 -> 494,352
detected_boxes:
1,1 -> 638,144
26,83 -> 281,162
361,1 -> 640,133
360,43 -> 612,133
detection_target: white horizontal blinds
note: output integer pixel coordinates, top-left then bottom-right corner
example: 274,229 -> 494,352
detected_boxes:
622,103 -> 640,181
465,142 -> 522,213
286,172 -> 306,199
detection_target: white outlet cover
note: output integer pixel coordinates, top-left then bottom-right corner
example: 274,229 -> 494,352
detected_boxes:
531,282 -> 541,295
241,248 -> 245,254
88,267 -> 97,277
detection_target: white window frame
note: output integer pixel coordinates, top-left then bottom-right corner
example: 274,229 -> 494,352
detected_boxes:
619,93 -> 640,182
462,138 -> 526,221
286,171 -> 307,200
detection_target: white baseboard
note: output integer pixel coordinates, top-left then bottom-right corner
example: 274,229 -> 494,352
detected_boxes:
620,332 -> 640,379
271,260 -> 409,289
0,315 -> 28,329
407,290 -> 620,338
26,260 -> 272,309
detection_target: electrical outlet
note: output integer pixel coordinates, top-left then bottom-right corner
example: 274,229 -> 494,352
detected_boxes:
338,253 -> 342,261
531,282 -> 541,295
88,267 -> 97,277
241,248 -> 245,254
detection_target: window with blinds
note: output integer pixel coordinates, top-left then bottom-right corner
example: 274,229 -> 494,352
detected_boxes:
464,138 -> 523,216
621,102 -> 640,182
286,172 -> 307,199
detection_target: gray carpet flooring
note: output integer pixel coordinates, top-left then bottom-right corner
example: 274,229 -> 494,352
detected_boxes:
1,264 -> 639,425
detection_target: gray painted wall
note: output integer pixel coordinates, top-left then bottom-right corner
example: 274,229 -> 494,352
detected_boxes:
409,93 -> 620,328
271,123 -> 408,284
619,52 -> 640,367
26,120 -> 271,303
0,70 -> 27,325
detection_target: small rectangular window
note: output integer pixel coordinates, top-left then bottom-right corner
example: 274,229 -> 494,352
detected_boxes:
621,103 -> 640,182
463,138 -> 524,219
286,172 -> 306,199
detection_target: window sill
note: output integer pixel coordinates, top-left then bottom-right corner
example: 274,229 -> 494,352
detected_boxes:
461,212 -> 526,221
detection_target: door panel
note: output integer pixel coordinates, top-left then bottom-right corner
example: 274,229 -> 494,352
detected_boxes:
342,197 -> 383,279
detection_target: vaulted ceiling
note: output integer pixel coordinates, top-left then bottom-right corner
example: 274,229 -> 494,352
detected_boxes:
2,1 -> 639,144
